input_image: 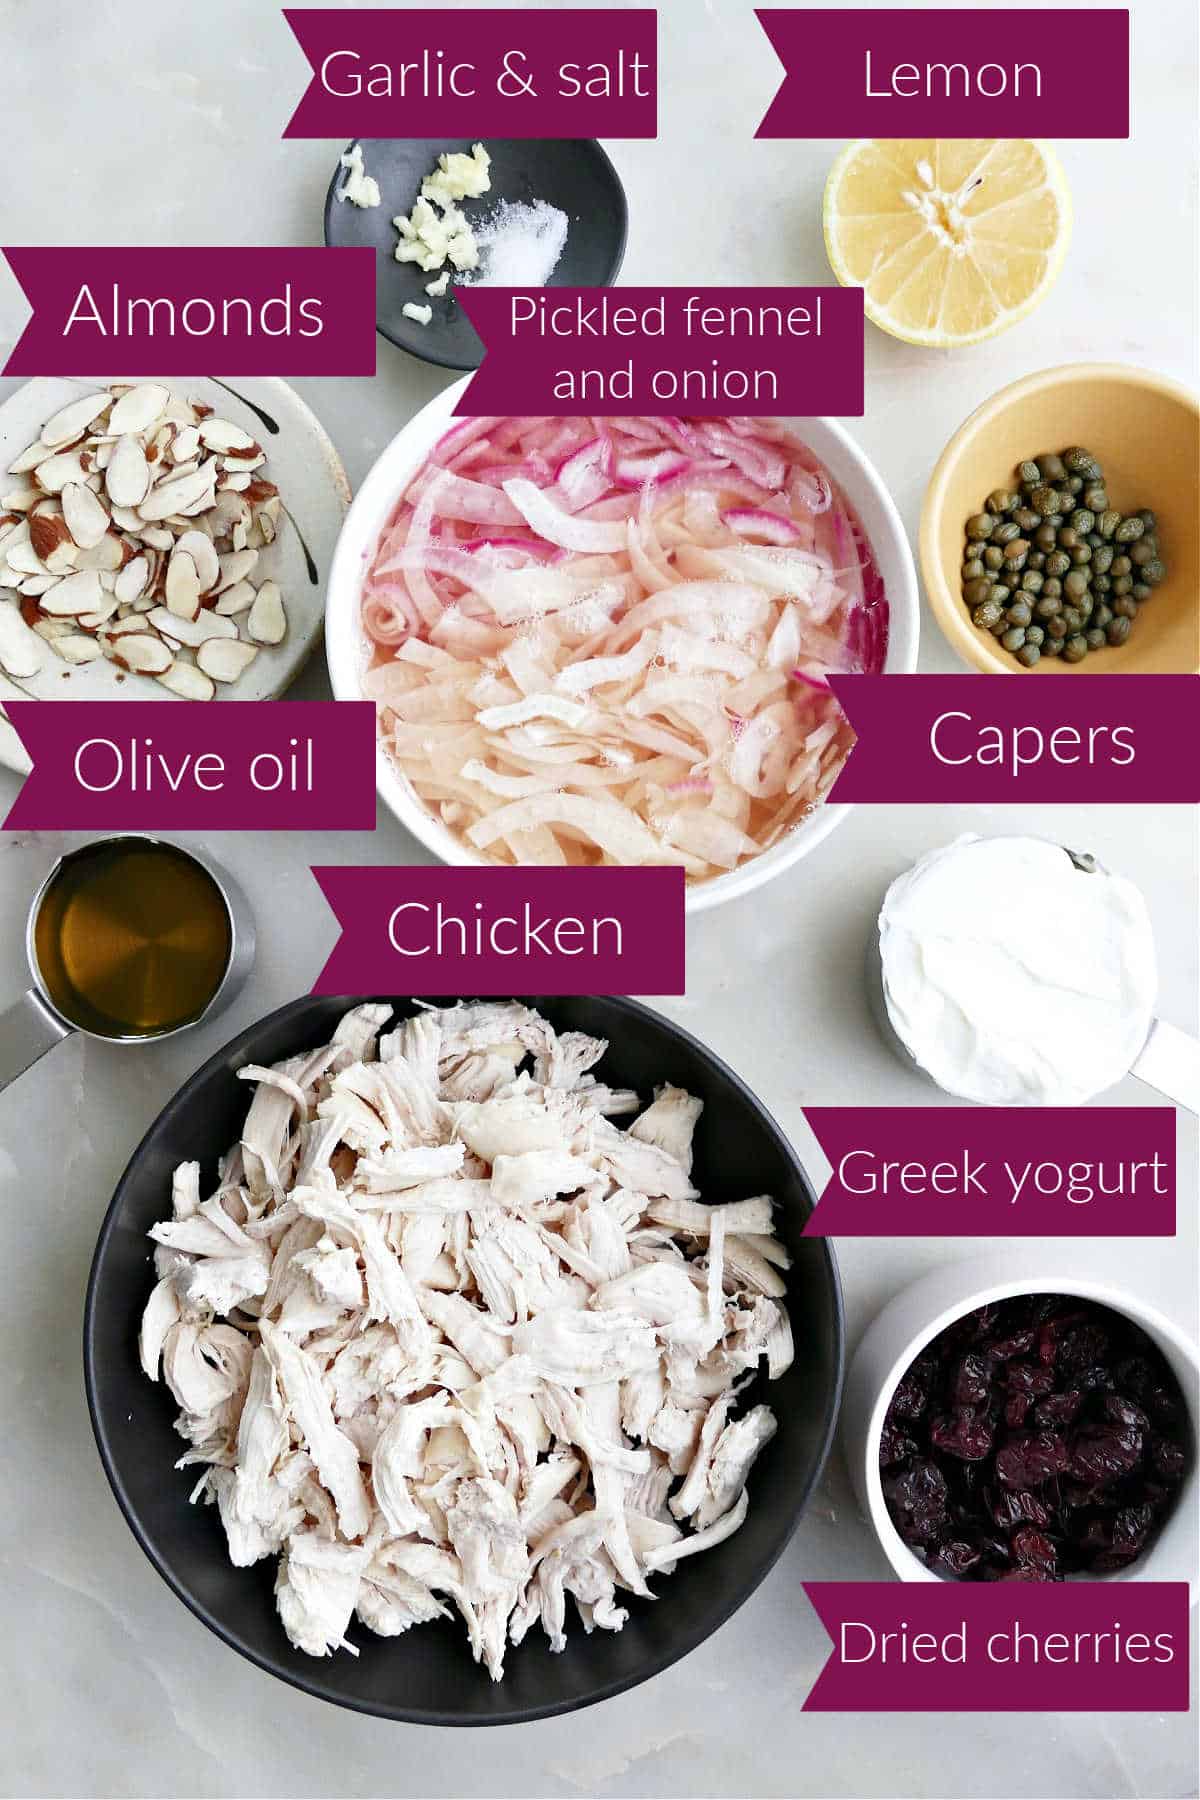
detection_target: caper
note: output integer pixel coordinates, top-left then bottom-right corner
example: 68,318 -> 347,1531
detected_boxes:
1092,573 -> 1111,595
1138,509 -> 1156,531
989,583 -> 1011,604
1099,510 -> 1121,539
1061,606 -> 1084,632
963,557 -> 986,580
1142,535 -> 1159,556
966,513 -> 996,540
1037,454 -> 1067,481
1092,603 -> 1113,630
1003,538 -> 1030,564
983,545 -> 1004,570
1057,527 -> 1079,551
1030,485 -> 1062,516
1063,570 -> 1089,600
1106,616 -> 1132,646
1041,577 -> 1063,599
1086,531 -> 1104,549
1042,635 -> 1064,656
987,490 -> 1018,514
973,600 -> 1004,629
1024,624 -> 1045,647
1034,594 -> 1061,620
1091,544 -> 1114,575
1035,523 -> 1058,551
993,521 -> 1021,545
1014,507 -> 1041,531
1045,615 -> 1069,640
1016,643 -> 1041,668
1112,575 -> 1134,597
1115,516 -> 1145,543
1027,550 -> 1046,571
1044,551 -> 1070,577
1018,460 -> 1041,485
1113,595 -> 1138,619
1083,486 -> 1108,512
1071,544 -> 1092,565
1110,554 -> 1132,578
1132,583 -> 1152,602
1020,569 -> 1045,595
964,577 -> 992,605
1001,626 -> 1026,652
1006,600 -> 1033,627
1085,627 -> 1107,651
990,619 -> 1008,637
1066,475 -> 1084,497
1062,448 -> 1102,478
1140,558 -> 1167,585
1068,509 -> 1095,535
1129,539 -> 1155,567
1063,634 -> 1090,662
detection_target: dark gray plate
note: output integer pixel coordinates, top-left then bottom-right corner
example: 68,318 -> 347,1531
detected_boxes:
324,138 -> 628,371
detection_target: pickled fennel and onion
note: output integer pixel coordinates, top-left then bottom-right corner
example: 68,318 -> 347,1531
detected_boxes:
360,416 -> 888,880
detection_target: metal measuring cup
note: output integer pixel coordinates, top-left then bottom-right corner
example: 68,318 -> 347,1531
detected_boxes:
0,834 -> 256,1094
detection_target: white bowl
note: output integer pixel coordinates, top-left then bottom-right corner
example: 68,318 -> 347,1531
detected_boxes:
841,1250 -> 1199,1588
325,382 -> 920,912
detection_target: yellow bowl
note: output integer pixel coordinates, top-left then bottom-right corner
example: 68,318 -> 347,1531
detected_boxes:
920,363 -> 1199,674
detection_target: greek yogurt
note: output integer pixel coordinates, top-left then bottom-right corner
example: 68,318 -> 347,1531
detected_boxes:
877,835 -> 1157,1106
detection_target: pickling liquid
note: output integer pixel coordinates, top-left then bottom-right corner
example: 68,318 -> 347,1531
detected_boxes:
33,838 -> 231,1039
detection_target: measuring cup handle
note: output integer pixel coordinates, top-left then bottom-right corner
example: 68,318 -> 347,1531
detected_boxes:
1131,1018 -> 1200,1114
0,989 -> 72,1094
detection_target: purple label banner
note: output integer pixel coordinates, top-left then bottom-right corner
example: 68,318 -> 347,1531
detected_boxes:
829,675 -> 1200,804
282,8 -> 657,138
312,866 -> 685,995
2,702 -> 377,831
802,1582 -> 1189,1711
802,1108 -> 1175,1238
757,9 -> 1129,138
2,247 -> 376,376
456,286 -> 864,416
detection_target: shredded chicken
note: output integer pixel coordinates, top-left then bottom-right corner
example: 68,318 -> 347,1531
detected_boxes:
141,1001 -> 792,1679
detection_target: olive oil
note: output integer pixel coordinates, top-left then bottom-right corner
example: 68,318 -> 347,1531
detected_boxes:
33,838 -> 232,1039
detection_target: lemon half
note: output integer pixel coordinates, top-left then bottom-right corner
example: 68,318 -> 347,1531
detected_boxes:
823,139 -> 1072,348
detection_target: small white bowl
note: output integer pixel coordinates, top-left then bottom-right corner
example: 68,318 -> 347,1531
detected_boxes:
325,383 -> 920,912
841,1251 -> 1199,1587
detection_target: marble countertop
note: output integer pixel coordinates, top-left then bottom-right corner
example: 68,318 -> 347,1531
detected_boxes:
0,1 -> 1196,1795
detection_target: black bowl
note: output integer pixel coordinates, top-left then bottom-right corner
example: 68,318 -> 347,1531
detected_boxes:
85,994 -> 843,1724
323,138 -> 628,370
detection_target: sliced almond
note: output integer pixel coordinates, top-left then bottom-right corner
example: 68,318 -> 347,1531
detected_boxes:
247,580 -> 286,646
106,383 -> 170,435
105,433 -> 151,507
148,604 -> 237,645
221,450 -> 266,473
138,464 -> 216,521
5,536 -> 49,576
0,603 -> 45,677
114,555 -> 150,605
40,392 -> 111,447
89,439 -> 115,472
1,486 -> 41,513
29,512 -> 73,565
158,660 -> 216,702
171,425 -> 201,462
9,439 -> 55,476
53,633 -> 105,665
198,418 -> 256,453
213,547 -> 258,593
18,574 -> 58,597
33,450 -> 89,494
138,526 -> 175,552
217,471 -> 252,493
213,579 -> 255,616
171,528 -> 220,593
197,636 -> 258,683
164,550 -> 203,620
33,616 -> 76,642
108,504 -> 144,532
61,481 -> 111,550
110,631 -> 173,675
73,533 -> 125,573
105,613 -> 159,638
40,569 -> 104,616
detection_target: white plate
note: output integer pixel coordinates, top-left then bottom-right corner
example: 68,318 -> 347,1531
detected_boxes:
0,375 -> 351,772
